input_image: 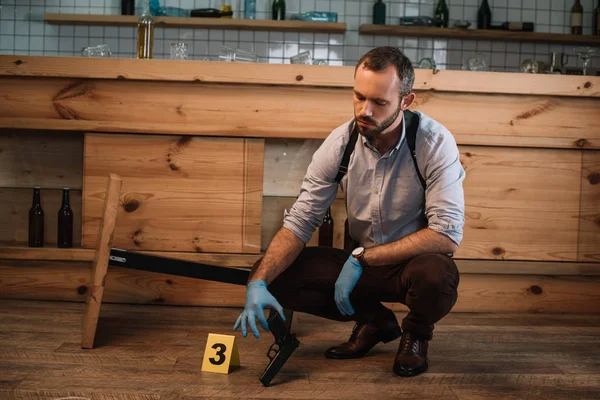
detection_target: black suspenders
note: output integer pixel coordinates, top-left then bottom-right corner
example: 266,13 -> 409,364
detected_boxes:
335,110 -> 426,189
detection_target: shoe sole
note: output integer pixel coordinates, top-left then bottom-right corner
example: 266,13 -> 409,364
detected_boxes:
393,362 -> 429,377
324,327 -> 402,360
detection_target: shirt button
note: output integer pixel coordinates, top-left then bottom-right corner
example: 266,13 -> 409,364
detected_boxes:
374,189 -> 379,194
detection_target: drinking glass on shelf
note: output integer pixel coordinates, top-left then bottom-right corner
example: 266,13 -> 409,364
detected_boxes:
82,44 -> 112,57
520,58 -> 539,73
574,46 -> 596,76
170,42 -> 188,60
418,57 -> 436,70
462,53 -> 489,71
219,45 -> 258,62
290,51 -> 313,65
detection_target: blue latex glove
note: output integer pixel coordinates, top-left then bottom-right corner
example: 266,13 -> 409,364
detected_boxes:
233,280 -> 285,339
335,256 -> 363,316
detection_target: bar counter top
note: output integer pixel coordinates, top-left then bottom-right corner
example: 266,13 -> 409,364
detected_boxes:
1,55 -> 599,149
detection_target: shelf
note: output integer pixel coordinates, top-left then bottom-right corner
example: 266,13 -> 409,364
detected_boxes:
2,246 -> 598,275
0,246 -> 260,267
359,24 -> 600,46
0,246 -> 94,261
44,13 -> 347,34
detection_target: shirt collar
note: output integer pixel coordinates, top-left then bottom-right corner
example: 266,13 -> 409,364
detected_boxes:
361,118 -> 406,155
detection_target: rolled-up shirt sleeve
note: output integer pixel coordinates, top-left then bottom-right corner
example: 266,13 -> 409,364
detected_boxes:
283,134 -> 345,244
419,128 -> 466,246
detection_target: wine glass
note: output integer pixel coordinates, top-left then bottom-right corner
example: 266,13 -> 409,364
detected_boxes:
574,46 -> 596,76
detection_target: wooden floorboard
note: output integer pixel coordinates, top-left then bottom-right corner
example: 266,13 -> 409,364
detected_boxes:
0,300 -> 599,400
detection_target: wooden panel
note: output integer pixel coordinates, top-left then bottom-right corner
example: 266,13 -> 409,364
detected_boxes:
458,146 -> 581,261
83,134 -> 263,253
0,188 -> 82,246
0,129 -> 82,189
1,260 -> 599,313
1,77 -> 599,149
579,150 -> 600,262
262,144 -> 583,261
412,92 -> 599,148
1,56 -> 599,98
44,13 -> 347,33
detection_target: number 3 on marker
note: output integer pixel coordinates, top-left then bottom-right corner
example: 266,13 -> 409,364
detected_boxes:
209,343 -> 227,365
202,333 -> 240,374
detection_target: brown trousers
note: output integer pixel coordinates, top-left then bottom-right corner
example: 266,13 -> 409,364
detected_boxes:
265,246 -> 460,340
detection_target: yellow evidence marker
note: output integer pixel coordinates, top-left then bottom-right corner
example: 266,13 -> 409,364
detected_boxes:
201,333 -> 241,374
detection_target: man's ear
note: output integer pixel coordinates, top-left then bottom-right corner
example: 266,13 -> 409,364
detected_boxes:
401,93 -> 416,111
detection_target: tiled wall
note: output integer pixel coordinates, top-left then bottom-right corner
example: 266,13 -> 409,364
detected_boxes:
0,0 -> 598,72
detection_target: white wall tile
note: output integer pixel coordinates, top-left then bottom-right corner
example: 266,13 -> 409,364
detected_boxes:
0,0 -> 597,70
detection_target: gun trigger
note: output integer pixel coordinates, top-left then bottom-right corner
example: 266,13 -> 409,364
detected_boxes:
267,343 -> 279,360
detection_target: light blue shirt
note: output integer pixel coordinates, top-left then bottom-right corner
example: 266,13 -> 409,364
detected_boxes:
283,110 -> 466,248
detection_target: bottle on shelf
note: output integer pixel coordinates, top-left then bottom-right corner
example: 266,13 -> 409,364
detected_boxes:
244,0 -> 256,19
373,0 -> 386,25
57,188 -> 73,249
434,0 -> 449,28
489,22 -> 534,32
318,207 -> 334,247
272,0 -> 285,20
477,0 -> 492,29
136,0 -> 154,59
28,187 -> 44,248
571,0 -> 583,35
594,0 -> 600,36
121,0 -> 134,15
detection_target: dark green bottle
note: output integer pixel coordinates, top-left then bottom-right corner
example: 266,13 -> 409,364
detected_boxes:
373,0 -> 386,25
434,0 -> 449,27
272,0 -> 285,20
28,187 -> 44,247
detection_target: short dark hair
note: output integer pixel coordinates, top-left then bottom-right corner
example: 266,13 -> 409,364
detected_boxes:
355,46 -> 415,97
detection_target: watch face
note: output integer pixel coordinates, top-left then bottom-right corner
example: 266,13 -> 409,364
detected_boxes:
352,247 -> 364,256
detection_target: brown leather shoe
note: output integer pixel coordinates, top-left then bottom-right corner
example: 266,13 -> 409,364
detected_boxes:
393,331 -> 429,377
325,319 -> 402,359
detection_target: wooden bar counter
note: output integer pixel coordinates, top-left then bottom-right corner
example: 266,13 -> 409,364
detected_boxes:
0,55 -> 599,313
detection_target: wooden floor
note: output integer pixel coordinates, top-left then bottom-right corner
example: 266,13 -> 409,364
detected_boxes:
1,299 -> 599,400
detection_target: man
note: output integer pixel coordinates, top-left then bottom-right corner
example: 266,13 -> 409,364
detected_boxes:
233,46 -> 465,377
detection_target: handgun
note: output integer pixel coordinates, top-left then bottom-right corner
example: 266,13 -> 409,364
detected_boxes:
259,310 -> 300,387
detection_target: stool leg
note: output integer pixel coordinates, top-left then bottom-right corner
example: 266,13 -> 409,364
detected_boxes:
81,173 -> 122,349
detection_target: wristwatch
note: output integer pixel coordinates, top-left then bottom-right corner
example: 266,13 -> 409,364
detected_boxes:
351,247 -> 369,269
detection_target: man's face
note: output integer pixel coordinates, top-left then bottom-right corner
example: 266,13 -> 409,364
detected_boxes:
353,64 -> 403,139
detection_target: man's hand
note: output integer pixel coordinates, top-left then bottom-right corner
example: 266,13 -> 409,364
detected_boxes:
233,280 -> 285,338
334,256 -> 363,315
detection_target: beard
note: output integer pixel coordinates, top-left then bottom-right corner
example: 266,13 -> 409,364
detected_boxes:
355,103 -> 402,139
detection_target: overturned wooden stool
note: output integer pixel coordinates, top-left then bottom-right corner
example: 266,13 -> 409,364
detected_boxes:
81,173 -> 293,349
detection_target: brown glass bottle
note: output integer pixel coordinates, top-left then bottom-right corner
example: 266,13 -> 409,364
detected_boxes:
318,207 -> 334,247
28,187 -> 44,247
571,0 -> 583,35
57,188 -> 73,248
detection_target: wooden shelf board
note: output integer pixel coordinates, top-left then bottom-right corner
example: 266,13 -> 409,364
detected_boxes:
1,246 -> 598,276
359,24 -> 600,46
44,13 -> 347,33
